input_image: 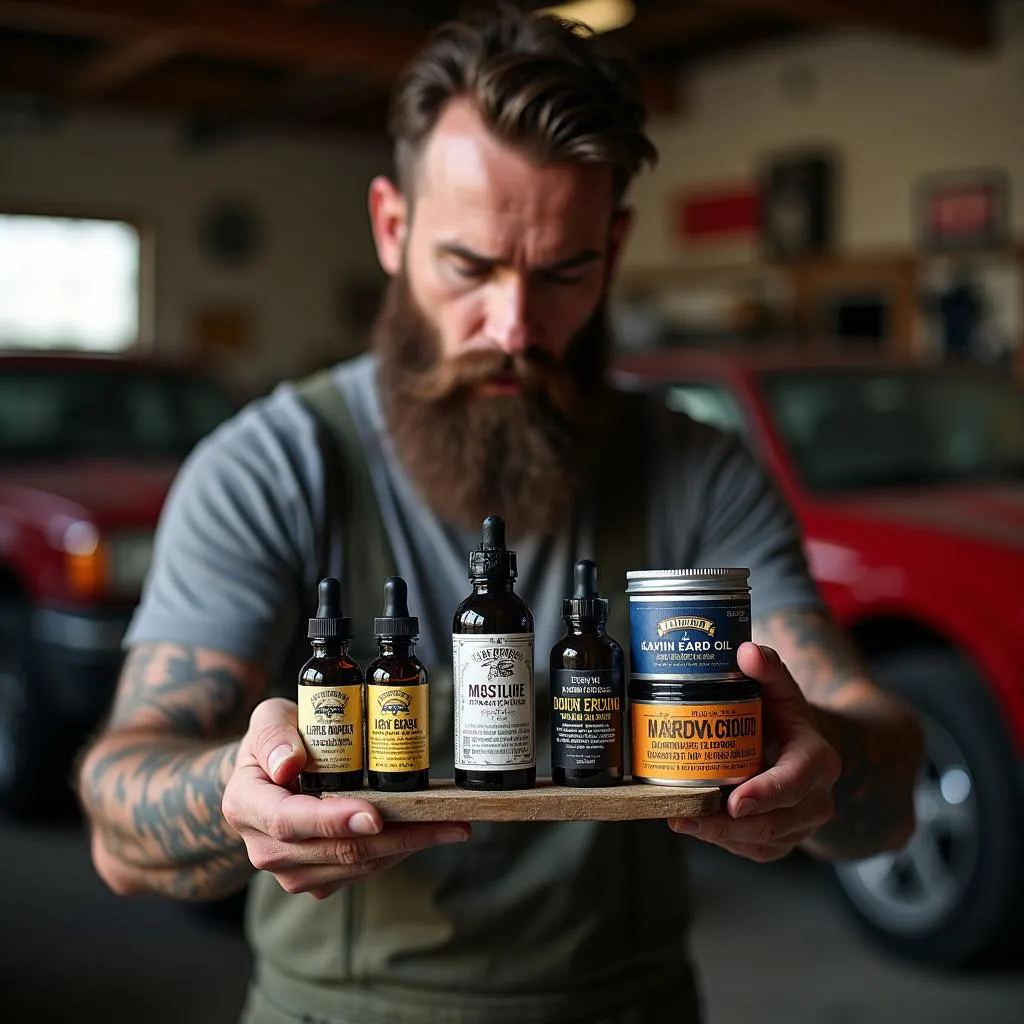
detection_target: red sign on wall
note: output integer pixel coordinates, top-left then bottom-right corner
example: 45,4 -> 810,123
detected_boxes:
675,185 -> 760,242
917,170 -> 1010,251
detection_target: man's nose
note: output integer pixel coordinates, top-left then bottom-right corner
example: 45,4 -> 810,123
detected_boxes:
487,274 -> 530,356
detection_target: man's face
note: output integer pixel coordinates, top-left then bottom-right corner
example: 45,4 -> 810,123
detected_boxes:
367,99 -> 631,534
371,99 -> 629,387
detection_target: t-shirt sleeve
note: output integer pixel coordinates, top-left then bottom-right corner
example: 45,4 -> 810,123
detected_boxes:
663,418 -> 824,623
123,397 -> 319,670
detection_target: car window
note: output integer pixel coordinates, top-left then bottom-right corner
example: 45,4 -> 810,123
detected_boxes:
665,383 -> 747,437
761,368 -> 1024,492
0,366 -> 235,461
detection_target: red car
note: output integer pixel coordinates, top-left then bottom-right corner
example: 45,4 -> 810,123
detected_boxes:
0,352 -> 236,817
615,346 -> 1024,968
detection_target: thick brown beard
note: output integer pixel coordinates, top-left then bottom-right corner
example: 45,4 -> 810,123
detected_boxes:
373,272 -> 612,535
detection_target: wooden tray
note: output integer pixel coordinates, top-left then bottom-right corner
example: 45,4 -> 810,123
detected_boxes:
322,778 -> 720,822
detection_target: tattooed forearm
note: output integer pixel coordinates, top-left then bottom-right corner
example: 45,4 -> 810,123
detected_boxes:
755,609 -> 922,860
107,644 -> 254,738
78,642 -> 266,900
82,736 -> 251,899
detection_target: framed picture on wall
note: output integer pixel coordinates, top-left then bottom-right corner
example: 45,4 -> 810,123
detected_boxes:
915,168 -> 1011,253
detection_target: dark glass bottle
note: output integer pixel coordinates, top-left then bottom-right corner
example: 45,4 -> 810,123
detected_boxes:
366,576 -> 430,792
549,560 -> 625,787
452,515 -> 536,790
298,578 -> 365,794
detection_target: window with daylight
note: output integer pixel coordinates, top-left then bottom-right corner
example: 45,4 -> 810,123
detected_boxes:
0,212 -> 142,352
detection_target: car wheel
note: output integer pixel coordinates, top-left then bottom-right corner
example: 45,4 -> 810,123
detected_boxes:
832,649 -> 1024,968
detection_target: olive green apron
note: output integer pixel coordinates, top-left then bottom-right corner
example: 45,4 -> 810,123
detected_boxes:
242,370 -> 702,1024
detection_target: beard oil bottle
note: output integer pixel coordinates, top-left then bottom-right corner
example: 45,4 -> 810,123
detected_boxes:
298,577 -> 365,794
453,514 -> 536,790
549,559 -> 625,787
366,576 -> 430,792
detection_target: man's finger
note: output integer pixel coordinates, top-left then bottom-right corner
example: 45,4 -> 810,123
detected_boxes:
286,853 -> 413,898
224,764 -> 384,841
724,742 -> 819,817
244,698 -> 307,784
251,821 -> 471,873
668,792 -> 832,845
736,642 -> 805,708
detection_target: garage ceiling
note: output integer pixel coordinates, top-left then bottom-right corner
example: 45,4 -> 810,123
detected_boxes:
0,0 -> 994,140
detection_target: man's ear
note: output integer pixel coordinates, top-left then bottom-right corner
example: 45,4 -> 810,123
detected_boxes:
369,176 -> 408,276
607,207 -> 634,279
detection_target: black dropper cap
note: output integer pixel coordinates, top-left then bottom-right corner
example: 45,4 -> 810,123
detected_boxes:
468,514 -> 518,580
374,576 -> 419,639
563,559 -> 608,624
308,577 -> 353,640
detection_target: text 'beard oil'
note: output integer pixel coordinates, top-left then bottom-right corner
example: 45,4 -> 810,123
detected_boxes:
452,514 -> 536,790
549,559 -> 625,787
366,576 -> 430,792
298,577 -> 365,794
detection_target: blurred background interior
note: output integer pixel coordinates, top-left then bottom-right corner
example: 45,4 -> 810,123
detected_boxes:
0,1 -> 1023,1022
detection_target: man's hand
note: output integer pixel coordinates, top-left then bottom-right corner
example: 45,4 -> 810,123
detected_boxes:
667,642 -> 841,862
223,698 -> 470,899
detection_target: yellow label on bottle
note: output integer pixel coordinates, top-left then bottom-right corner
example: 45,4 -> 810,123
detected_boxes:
367,684 -> 429,773
297,684 -> 364,773
630,699 -> 763,783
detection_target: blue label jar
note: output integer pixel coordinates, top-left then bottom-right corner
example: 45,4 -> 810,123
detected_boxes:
627,570 -> 751,681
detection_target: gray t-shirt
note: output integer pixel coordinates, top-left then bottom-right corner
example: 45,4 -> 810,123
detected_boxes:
125,352 -> 823,1020
127,352 -> 820,668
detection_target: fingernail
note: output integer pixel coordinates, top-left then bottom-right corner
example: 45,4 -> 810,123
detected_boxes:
348,812 -> 380,836
268,744 -> 293,778
734,798 -> 757,818
436,829 -> 469,844
670,818 -> 699,834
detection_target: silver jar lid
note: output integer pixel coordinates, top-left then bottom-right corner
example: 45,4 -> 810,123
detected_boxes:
626,568 -> 750,594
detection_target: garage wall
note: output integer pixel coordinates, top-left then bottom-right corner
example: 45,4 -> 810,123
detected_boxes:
623,0 -> 1024,272
0,114 -> 390,394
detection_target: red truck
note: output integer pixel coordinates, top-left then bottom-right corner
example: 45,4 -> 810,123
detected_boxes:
616,346 -> 1024,968
0,351 -> 236,816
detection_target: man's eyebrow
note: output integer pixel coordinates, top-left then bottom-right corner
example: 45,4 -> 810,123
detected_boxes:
436,244 -> 603,272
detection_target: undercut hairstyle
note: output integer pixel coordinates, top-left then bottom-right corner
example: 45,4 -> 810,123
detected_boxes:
387,2 -> 659,205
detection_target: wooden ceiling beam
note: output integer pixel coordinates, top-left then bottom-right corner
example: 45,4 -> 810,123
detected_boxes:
714,0 -> 992,51
68,29 -> 185,96
0,0 -> 423,77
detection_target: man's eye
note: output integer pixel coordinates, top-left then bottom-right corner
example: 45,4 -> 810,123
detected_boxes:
453,261 -> 490,279
542,271 -> 586,286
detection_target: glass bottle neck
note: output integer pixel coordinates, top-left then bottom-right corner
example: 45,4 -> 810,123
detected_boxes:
311,638 -> 348,657
470,579 -> 515,595
564,620 -> 606,636
377,637 -> 416,658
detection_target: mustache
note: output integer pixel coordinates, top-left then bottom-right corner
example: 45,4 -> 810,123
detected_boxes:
401,347 -> 596,425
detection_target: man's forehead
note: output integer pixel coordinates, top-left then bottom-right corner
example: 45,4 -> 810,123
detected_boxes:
414,99 -> 614,241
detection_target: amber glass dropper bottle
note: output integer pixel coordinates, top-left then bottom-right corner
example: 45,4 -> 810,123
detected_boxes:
366,576 -> 430,792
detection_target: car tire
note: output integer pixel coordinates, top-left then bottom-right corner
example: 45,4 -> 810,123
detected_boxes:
832,648 -> 1024,968
0,601 -> 74,819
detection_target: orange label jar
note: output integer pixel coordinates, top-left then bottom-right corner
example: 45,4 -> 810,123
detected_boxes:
626,569 -> 764,787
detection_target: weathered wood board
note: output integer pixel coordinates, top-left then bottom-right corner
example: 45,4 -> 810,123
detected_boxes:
322,778 -> 720,822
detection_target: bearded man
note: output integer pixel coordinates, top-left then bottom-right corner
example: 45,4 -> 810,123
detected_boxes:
78,7 -> 921,1024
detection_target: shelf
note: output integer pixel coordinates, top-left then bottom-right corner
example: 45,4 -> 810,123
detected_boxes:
322,777 -> 721,822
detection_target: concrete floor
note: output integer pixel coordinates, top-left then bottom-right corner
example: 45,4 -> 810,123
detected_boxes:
1,815 -> 1022,1024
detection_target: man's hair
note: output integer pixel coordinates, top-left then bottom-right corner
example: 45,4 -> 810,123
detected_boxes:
388,2 -> 659,204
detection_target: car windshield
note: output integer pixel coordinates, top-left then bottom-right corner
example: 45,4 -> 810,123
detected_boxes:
760,368 -> 1024,493
0,365 -> 235,461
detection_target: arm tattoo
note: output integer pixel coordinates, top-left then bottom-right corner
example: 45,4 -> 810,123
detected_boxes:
755,609 -> 921,860
79,643 -> 267,900
107,644 -> 253,738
